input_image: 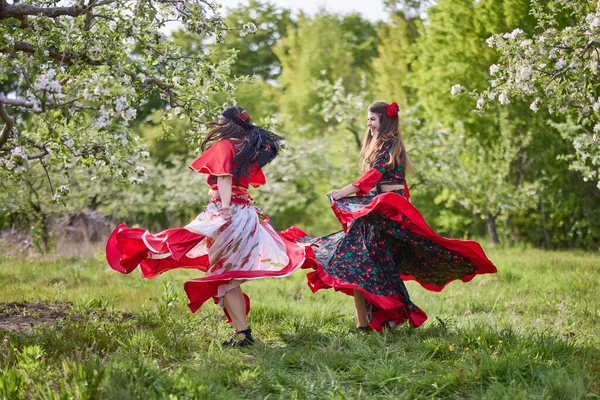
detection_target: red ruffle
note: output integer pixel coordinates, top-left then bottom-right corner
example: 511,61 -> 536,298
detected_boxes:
106,223 -> 315,316
190,139 -> 267,193
106,224 -> 210,278
332,192 -> 497,291
306,267 -> 428,331
189,140 -> 234,176
183,227 -> 316,312
352,168 -> 383,196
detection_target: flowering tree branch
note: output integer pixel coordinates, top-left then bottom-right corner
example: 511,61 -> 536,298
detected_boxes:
0,0 -> 239,202
458,0 -> 600,189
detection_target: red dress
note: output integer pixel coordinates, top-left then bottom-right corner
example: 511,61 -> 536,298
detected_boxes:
106,139 -> 313,318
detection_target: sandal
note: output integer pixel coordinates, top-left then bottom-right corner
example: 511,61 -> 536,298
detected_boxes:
222,327 -> 255,348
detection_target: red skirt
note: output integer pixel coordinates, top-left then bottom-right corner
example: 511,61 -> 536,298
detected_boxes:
106,199 -> 314,318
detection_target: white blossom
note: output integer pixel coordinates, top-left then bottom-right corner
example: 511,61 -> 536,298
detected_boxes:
587,14 -> 600,29
93,105 -> 112,129
489,64 -> 500,75
114,96 -> 127,112
451,84 -> 464,95
486,36 -> 498,48
499,92 -> 510,105
239,22 -> 257,37
530,98 -> 540,112
476,98 -> 485,110
556,58 -> 567,69
520,39 -> 532,47
518,65 -> 532,79
123,108 -> 137,121
503,28 -> 524,40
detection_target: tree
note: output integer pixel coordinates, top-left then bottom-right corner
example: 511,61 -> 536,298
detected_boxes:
478,0 -> 600,189
0,0 -> 241,199
370,13 -> 417,109
274,12 -> 377,133
211,0 -> 293,81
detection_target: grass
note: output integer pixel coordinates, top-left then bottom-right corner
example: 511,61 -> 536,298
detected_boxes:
0,247 -> 599,399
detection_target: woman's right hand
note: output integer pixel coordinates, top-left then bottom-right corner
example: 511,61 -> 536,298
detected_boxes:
327,189 -> 346,201
219,206 -> 232,220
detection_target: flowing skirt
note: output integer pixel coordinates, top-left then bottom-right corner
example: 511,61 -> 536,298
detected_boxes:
106,198 -> 312,318
295,191 -> 497,331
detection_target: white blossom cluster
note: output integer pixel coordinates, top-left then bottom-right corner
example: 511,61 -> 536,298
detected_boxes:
462,0 -> 600,188
1,0 -> 237,193
239,22 -> 258,37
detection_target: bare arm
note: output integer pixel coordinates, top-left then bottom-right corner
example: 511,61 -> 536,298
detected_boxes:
217,175 -> 233,219
328,183 -> 360,201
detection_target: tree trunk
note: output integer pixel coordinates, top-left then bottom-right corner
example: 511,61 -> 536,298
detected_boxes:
486,213 -> 500,245
538,200 -> 551,249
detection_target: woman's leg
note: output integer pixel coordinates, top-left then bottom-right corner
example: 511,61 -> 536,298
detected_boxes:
223,285 -> 249,337
353,289 -> 368,328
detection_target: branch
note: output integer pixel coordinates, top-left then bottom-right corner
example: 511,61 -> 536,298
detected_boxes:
0,103 -> 14,148
26,150 -> 50,160
580,40 -> 600,58
0,0 -> 117,19
0,40 -> 104,66
546,66 -> 571,86
0,95 -> 93,110
0,3 -> 87,18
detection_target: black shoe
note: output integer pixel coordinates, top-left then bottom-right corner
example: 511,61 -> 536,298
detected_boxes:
355,326 -> 371,333
222,328 -> 255,348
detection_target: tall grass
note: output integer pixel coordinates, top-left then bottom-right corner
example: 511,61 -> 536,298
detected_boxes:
0,248 -> 598,399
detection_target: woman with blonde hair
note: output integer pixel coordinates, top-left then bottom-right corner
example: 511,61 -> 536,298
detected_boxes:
297,101 -> 497,331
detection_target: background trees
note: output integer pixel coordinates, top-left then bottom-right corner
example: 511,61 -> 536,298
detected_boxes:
1,0 -> 598,251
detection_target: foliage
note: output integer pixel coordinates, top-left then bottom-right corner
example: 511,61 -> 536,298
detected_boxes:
212,0 -> 293,81
275,12 -> 377,132
0,0 -> 239,197
477,0 -> 600,188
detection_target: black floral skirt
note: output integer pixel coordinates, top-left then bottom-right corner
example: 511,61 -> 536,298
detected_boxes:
296,191 -> 497,331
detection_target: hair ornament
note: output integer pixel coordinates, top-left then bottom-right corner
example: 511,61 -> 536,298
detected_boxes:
385,102 -> 400,118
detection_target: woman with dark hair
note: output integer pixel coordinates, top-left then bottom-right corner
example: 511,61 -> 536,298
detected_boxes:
106,106 -> 312,347
298,101 -> 497,332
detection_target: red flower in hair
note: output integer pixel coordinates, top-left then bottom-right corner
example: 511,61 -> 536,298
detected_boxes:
386,102 -> 400,118
234,107 -> 250,123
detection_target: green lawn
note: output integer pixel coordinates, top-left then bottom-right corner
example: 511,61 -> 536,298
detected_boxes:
0,248 -> 599,399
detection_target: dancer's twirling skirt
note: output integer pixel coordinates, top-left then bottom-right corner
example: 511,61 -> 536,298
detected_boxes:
295,191 -> 497,331
106,198 -> 312,318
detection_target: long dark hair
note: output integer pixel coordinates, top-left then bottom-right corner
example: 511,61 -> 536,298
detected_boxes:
200,116 -> 283,178
360,101 -> 415,173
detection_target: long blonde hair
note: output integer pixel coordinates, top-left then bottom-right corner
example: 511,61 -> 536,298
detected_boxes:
360,101 -> 415,173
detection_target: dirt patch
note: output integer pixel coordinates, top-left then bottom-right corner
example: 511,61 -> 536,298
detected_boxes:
0,301 -> 82,334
